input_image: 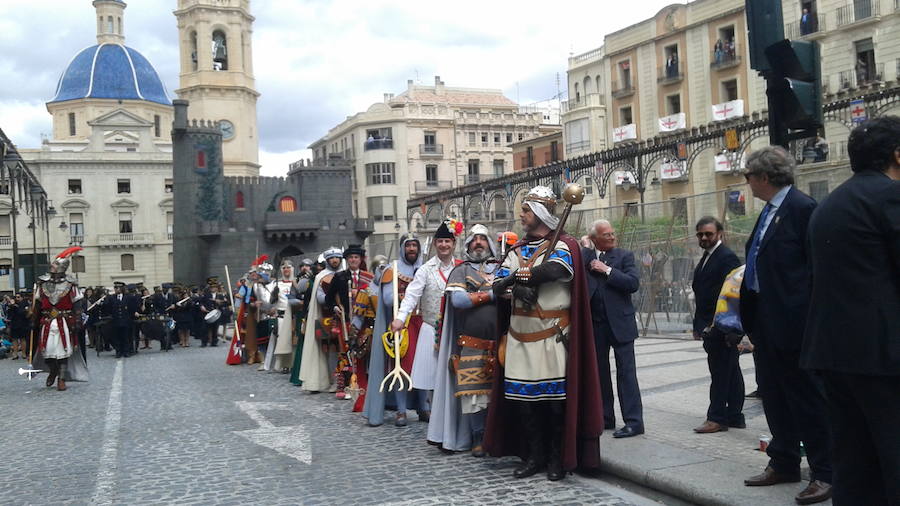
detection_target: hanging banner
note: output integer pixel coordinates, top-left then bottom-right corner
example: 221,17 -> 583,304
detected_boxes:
711,99 -> 744,121
612,123 -> 637,143
714,153 -> 745,172
660,160 -> 687,180
613,170 -> 633,186
658,112 -> 686,132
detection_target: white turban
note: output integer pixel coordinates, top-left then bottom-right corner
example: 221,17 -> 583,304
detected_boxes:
523,186 -> 560,229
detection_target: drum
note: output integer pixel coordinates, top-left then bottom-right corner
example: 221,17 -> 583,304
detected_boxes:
204,309 -> 222,323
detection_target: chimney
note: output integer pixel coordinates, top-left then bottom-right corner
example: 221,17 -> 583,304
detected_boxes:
407,79 -> 414,92
173,99 -> 189,131
434,75 -> 444,96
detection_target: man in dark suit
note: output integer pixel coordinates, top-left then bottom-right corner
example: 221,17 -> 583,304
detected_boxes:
104,282 -> 139,358
583,219 -> 643,438
802,117 -> 900,505
739,146 -> 832,505
691,216 -> 743,434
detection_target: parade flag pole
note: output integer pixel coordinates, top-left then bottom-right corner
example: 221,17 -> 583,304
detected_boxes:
224,265 -> 243,365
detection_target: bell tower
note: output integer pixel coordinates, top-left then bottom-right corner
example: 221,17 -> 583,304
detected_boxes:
174,0 -> 260,177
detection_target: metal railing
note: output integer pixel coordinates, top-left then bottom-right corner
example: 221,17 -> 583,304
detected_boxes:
611,80 -> 635,98
414,180 -> 452,193
0,236 -> 10,246
561,93 -> 605,113
836,0 -> 879,26
69,235 -> 84,244
838,63 -> 885,90
710,43 -> 741,69
785,13 -> 824,39
97,232 -> 155,246
363,139 -> 393,151
657,64 -> 684,84
419,144 -> 444,156
465,174 -> 481,184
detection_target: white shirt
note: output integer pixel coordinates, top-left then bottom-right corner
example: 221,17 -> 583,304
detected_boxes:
757,185 -> 792,241
397,257 -> 455,321
594,249 -> 613,275
700,240 -> 722,270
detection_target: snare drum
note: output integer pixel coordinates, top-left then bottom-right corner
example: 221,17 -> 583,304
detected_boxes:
204,309 -> 222,323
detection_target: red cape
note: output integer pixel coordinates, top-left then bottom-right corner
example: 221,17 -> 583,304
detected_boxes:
483,233 -> 604,470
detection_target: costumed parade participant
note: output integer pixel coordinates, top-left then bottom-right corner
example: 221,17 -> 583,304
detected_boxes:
391,220 -> 463,423
325,245 -> 377,408
31,247 -> 89,390
289,259 -> 315,384
485,185 -> 603,481
364,235 -> 424,427
248,259 -> 278,371
429,224 -> 498,455
299,247 -> 343,392
267,260 -> 302,373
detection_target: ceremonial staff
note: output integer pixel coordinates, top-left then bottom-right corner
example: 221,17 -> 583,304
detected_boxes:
380,260 -> 412,392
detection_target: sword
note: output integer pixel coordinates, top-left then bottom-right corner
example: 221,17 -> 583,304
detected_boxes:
18,366 -> 43,380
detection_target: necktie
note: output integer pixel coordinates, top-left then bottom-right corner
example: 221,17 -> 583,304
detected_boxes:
744,203 -> 771,292
698,250 -> 710,271
352,272 -> 358,287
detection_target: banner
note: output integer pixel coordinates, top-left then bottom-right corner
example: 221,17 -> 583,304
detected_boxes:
660,160 -> 687,180
711,99 -> 744,121
612,123 -> 637,143
714,153 -> 745,173
613,170 -> 635,186
658,112 -> 686,132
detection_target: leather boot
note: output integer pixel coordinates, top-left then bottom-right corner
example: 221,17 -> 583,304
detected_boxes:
513,404 -> 544,478
46,359 -> 58,387
57,360 -> 68,391
546,404 -> 565,481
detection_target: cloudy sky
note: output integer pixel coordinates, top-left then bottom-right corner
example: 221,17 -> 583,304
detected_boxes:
0,0 -> 681,176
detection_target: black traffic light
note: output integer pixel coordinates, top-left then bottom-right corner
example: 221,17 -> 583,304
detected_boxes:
746,0 -> 784,72
765,39 -> 823,130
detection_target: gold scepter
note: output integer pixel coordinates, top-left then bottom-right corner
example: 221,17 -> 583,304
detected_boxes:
380,260 -> 412,392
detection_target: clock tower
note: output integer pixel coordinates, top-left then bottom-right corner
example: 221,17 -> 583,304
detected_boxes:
174,0 -> 260,177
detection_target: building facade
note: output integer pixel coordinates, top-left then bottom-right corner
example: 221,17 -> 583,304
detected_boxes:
309,76 -> 546,256
174,0 -> 261,177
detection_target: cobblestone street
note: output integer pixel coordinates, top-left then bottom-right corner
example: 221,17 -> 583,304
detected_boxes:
1,345 -> 657,506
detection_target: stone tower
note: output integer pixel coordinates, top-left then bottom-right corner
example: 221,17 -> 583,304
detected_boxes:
174,0 -> 260,177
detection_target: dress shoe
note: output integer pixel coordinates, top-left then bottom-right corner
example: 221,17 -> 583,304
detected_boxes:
394,413 -> 407,427
46,371 -> 58,387
729,421 -> 747,429
613,426 -> 644,438
693,420 -> 728,433
795,480 -> 832,505
744,466 -> 801,486
513,458 -> 543,479
57,379 -> 67,391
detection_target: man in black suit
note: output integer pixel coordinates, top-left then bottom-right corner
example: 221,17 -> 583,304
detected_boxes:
104,282 -> 139,358
802,117 -> 900,505
583,219 -> 643,438
739,146 -> 832,505
691,216 -> 743,434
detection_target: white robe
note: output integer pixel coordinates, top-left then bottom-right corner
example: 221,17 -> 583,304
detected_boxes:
298,268 -> 336,391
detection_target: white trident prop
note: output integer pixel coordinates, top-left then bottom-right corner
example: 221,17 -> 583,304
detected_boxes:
380,261 -> 412,392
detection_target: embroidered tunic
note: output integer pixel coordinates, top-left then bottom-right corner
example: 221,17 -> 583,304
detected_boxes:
496,238 -> 573,401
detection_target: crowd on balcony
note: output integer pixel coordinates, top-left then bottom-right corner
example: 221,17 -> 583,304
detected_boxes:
713,38 -> 737,65
365,134 -> 393,150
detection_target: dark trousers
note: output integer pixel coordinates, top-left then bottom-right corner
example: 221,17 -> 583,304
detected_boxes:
822,371 -> 900,505
754,340 -> 832,483
114,323 -> 133,356
594,321 -> 643,429
702,337 -> 745,425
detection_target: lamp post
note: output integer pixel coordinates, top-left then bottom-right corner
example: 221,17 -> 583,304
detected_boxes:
27,220 -> 36,286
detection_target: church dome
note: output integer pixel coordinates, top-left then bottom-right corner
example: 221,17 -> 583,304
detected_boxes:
50,43 -> 170,105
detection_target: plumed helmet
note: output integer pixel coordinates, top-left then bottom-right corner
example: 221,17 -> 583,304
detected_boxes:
50,246 -> 83,275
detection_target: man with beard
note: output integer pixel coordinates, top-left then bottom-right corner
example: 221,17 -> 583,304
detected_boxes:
391,220 -> 463,424
429,224 -> 498,456
326,245 -> 377,407
365,235 -> 425,427
485,185 -> 602,481
299,247 -> 344,392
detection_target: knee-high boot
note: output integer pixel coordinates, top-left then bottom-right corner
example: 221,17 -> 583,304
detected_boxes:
513,402 -> 545,478
57,359 -> 68,391
46,358 -> 58,387
546,401 -> 565,481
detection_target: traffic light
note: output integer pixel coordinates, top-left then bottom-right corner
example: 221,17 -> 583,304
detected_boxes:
746,0 -> 784,72
765,39 -> 823,130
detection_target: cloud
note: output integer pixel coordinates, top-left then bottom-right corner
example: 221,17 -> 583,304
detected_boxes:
1,0 -> 683,177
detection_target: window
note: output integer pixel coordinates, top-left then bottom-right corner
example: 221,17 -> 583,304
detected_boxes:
69,213 -> 84,238
0,214 -> 10,238
424,131 -> 436,146
584,176 -> 593,195
118,212 -> 133,234
68,179 -> 82,194
620,106 -> 633,126
212,29 -> 228,70
550,141 -> 559,162
364,128 -> 393,150
481,132 -> 488,146
722,79 -> 739,101
517,133 -> 524,141
565,118 -> 590,153
121,254 -> 134,271
625,202 -> 639,217
573,82 -> 580,102
154,115 -> 161,137
166,211 -> 173,238
494,133 -> 501,145
468,132 -> 476,146
68,113 -> 76,136
667,94 -> 681,115
367,196 -> 397,221
168,252 -> 173,270
0,183 -> 8,195
366,163 -> 395,185
468,159 -> 480,177
664,45 -> 680,78
279,196 -> 297,212
618,60 -> 632,88
196,150 -> 207,169
809,180 -> 829,202
526,147 -> 534,168
855,38 -> 877,84
493,159 -> 504,176
506,133 -> 513,143
164,178 -> 173,193
117,179 -> 131,194
425,164 -> 438,184
72,255 -> 86,273
235,190 -> 245,209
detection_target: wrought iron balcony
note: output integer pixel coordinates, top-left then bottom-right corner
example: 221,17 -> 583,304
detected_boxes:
836,0 -> 879,26
657,64 -> 684,84
414,180 -> 452,193
363,139 -> 393,151
838,63 -> 885,90
561,93 -> 604,114
710,43 -> 741,70
785,13 -> 825,39
419,144 -> 443,157
465,174 -> 481,184
0,236 -> 10,246
97,232 -> 155,248
611,80 -> 635,99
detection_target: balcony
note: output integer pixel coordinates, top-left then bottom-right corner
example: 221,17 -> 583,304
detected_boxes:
561,93 -> 605,114
97,232 -> 155,248
837,63 -> 885,90
657,64 -> 684,85
710,44 -> 741,70
69,235 -> 85,245
785,13 -> 825,39
611,80 -> 635,99
419,144 -> 444,157
836,0 -> 879,27
0,236 -> 10,246
414,180 -> 452,193
363,138 -> 393,151
465,174 -> 481,184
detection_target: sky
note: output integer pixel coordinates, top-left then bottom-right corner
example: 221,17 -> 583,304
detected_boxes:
0,0 -> 682,176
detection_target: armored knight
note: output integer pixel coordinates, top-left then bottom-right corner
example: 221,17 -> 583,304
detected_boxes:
249,259 -> 278,371
298,247 -> 344,392
33,246 -> 89,391
267,259 -> 302,374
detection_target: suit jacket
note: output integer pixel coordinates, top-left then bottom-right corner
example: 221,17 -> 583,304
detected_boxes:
739,186 -> 816,350
103,293 -> 139,326
582,246 -> 640,343
691,244 -> 741,334
802,172 -> 900,375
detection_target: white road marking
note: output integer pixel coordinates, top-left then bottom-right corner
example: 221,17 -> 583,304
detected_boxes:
234,401 -> 311,464
91,359 -> 124,505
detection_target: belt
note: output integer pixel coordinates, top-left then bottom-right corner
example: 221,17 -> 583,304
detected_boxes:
508,315 -> 570,342
457,335 -> 495,351
42,309 -> 73,318
512,307 -> 568,319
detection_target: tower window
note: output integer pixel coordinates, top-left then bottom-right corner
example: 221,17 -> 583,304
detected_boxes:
190,31 -> 198,71
212,30 -> 228,71
235,191 -> 245,209
107,16 -> 114,34
68,113 -> 76,136
117,179 -> 131,194
121,254 -> 134,271
279,196 -> 297,213
154,115 -> 161,137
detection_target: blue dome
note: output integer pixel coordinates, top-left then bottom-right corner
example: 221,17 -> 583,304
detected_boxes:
50,44 -> 170,105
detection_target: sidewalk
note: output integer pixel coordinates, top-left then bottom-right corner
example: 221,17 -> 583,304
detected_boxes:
598,336 -> 831,506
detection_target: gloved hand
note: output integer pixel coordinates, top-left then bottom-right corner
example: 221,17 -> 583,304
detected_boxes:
520,261 -> 569,287
492,274 -> 516,299
512,284 -> 538,307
